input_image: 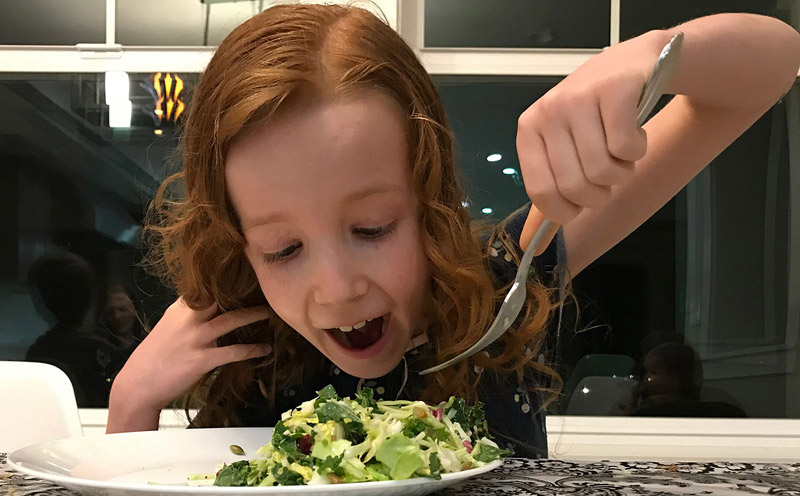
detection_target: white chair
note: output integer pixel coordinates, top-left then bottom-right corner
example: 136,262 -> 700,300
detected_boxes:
0,361 -> 83,452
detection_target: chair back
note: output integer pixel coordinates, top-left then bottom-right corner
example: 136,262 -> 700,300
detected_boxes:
562,354 -> 636,405
566,376 -> 638,415
0,361 -> 83,452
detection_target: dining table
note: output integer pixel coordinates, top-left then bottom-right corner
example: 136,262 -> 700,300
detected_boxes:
2,452 -> 799,495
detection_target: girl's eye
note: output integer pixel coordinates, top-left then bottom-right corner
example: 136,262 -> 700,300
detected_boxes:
354,221 -> 397,238
263,243 -> 301,264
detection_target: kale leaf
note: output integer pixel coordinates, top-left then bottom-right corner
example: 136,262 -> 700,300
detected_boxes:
213,460 -> 251,486
428,453 -> 443,480
271,464 -> 305,486
445,397 -> 488,438
318,454 -> 346,477
355,386 -> 378,409
315,401 -> 360,424
473,444 -> 512,462
271,420 -> 303,461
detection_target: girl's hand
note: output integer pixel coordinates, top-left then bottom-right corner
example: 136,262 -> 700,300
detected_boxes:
516,33 -> 663,226
107,298 -> 270,432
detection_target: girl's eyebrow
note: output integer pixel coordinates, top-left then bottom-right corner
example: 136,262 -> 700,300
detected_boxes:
244,184 -> 404,231
243,211 -> 287,230
342,184 -> 403,205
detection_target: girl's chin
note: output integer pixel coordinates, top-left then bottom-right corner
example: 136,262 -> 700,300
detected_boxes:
333,358 -> 401,379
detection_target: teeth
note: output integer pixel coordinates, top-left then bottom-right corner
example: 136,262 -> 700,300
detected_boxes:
335,317 -> 374,333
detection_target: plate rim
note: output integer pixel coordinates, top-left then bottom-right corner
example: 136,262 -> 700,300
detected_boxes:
8,428 -> 504,493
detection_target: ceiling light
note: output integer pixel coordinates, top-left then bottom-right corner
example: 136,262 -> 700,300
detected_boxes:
154,129 -> 163,135
104,71 -> 129,105
109,100 -> 132,128
481,207 -> 493,215
106,71 -> 132,128
502,167 -> 516,175
486,153 -> 502,162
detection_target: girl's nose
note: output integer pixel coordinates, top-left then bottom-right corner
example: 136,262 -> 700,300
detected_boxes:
310,253 -> 369,306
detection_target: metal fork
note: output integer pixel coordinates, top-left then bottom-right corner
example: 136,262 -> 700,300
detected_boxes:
419,32 -> 684,376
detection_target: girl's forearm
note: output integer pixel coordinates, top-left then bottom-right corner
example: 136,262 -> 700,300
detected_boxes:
659,13 -> 800,112
106,382 -> 161,433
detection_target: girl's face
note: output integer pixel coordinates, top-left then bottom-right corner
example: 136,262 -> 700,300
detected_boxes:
226,92 -> 431,378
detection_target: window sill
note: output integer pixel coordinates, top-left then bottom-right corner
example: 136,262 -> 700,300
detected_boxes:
77,409 -> 800,462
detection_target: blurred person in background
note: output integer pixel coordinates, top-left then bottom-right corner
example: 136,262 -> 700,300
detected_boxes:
26,250 -> 115,407
99,283 -> 151,380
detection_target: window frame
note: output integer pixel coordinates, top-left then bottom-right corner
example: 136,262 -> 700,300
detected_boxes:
1,0 -> 800,458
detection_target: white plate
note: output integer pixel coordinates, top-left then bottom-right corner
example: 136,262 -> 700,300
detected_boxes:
8,427 -> 503,496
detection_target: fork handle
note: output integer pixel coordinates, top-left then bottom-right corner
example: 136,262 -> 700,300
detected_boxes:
520,206 -> 560,256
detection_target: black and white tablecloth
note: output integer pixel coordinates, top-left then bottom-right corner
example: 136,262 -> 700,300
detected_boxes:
2,453 -> 799,495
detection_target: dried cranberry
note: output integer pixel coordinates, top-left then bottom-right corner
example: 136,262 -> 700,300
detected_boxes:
296,434 -> 313,455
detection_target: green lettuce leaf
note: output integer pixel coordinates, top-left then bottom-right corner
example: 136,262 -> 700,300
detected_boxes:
375,433 -> 425,480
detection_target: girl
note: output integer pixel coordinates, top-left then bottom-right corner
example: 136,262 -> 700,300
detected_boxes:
107,4 -> 800,458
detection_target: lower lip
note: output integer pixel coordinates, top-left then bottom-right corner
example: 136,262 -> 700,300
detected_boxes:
326,313 -> 392,360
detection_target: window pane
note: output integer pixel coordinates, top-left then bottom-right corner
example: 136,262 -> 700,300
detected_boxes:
621,0 -> 798,41
117,0 -> 396,46
425,0 -> 610,48
0,73 -> 187,406
432,75 -> 561,219
0,0 -> 105,45
433,76 -> 799,419
117,0 -> 247,46
558,89 -> 796,418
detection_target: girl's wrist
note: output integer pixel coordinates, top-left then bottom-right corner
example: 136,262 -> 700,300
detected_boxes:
107,390 -> 161,433
106,375 -> 163,433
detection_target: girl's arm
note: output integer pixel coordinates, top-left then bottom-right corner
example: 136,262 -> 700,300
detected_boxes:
106,299 -> 270,433
516,14 -> 800,275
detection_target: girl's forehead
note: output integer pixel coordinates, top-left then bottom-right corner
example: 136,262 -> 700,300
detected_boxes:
233,89 -> 404,145
224,92 -> 414,230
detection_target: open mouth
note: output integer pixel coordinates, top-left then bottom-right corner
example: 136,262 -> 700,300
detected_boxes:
327,314 -> 388,350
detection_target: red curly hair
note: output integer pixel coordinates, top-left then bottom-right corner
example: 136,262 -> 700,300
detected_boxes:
144,3 -> 562,426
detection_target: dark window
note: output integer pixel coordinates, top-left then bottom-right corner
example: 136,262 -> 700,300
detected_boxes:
434,75 -> 798,419
425,0 -> 610,48
116,0 -> 260,46
0,0 -> 105,45
621,0 -> 797,41
1,71 -> 796,419
0,73 -> 186,406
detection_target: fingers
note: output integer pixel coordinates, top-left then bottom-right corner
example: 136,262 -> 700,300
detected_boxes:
168,297 -> 218,325
518,77 -> 648,225
572,103 -> 635,186
201,306 -> 271,341
598,78 -> 648,161
208,343 -> 272,369
544,124 -> 611,210
190,299 -> 220,323
518,127 -> 582,225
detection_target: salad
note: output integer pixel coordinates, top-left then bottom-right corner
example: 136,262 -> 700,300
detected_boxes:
210,385 -> 510,486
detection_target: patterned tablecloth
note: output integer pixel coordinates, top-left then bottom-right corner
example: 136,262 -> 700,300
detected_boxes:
2,453 -> 799,495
